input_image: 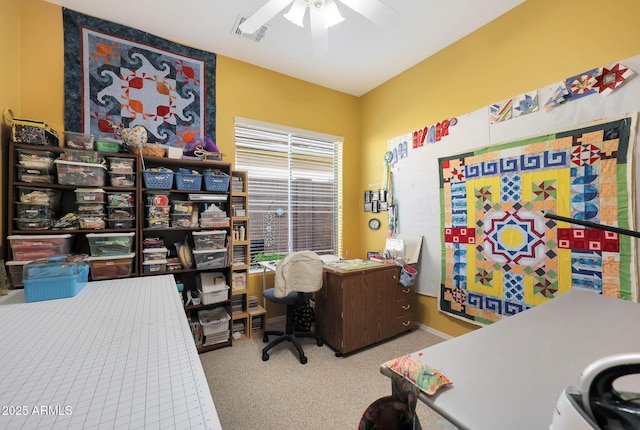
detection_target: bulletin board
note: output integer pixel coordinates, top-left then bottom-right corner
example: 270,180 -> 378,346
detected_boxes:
389,54 -> 640,301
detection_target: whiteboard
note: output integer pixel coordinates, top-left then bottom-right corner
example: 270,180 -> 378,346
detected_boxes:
391,54 -> 640,297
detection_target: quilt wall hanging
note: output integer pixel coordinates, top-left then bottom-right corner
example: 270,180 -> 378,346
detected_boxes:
438,114 -> 637,325
63,9 -> 216,146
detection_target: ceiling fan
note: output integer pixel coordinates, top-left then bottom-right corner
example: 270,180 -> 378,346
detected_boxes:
239,0 -> 399,55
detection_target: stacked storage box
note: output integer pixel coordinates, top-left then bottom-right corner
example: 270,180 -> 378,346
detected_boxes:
107,157 -> 135,188
16,148 -> 56,184
22,255 -> 89,302
192,230 -> 227,270
15,149 -> 61,230
198,306 -> 231,346
145,192 -> 171,228
196,271 -> 229,305
106,190 -> 135,229
85,232 -> 135,280
75,188 -> 106,230
5,234 -> 75,289
54,150 -> 107,187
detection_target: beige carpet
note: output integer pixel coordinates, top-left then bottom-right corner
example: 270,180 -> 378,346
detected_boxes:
199,326 -> 455,430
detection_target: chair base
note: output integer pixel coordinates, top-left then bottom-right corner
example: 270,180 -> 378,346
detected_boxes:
262,329 -> 324,365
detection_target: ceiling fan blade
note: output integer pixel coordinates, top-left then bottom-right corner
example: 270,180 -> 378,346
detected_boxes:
239,0 -> 293,34
339,0 -> 399,28
310,5 -> 328,56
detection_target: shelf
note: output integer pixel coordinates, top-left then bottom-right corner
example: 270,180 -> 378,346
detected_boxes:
14,181 -> 136,193
232,263 -> 249,271
249,305 -> 267,316
10,228 -> 137,235
231,288 -> 248,295
232,310 -> 249,320
198,340 -> 232,353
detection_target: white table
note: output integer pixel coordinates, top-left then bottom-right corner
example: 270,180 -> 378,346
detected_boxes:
0,275 -> 221,430
380,289 -> 640,429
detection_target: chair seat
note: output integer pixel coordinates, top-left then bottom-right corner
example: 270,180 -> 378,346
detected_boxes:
263,288 -> 312,305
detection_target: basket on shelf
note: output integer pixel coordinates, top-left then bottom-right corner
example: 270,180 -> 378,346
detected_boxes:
143,169 -> 174,189
201,286 -> 229,305
175,171 -> 203,191
198,308 -> 230,336
203,171 -> 230,192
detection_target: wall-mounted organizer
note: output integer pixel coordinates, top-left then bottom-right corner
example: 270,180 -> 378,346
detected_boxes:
363,189 -> 388,212
5,138 -> 243,354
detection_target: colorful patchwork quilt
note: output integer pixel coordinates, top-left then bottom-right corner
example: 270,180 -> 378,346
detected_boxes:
439,115 -> 637,325
63,9 -> 216,146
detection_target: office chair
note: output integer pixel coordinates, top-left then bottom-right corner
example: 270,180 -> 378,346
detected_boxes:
262,250 -> 324,364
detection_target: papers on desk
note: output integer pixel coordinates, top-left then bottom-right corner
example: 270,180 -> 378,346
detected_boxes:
324,259 -> 383,271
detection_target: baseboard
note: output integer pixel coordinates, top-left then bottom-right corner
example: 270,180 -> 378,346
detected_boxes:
415,322 -> 454,340
266,315 -> 286,327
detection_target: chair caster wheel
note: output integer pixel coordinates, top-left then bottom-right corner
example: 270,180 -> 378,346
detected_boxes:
263,335 -> 269,343
262,353 -> 270,361
299,355 -> 308,364
335,352 -> 342,357
316,339 -> 324,347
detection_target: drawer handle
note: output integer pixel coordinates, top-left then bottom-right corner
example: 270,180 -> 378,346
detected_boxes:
402,320 -> 412,327
402,304 -> 411,310
402,288 -> 411,294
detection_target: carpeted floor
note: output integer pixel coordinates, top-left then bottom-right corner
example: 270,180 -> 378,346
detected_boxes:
199,325 -> 455,429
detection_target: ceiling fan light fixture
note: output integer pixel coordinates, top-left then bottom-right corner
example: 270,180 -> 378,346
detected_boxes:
284,0 -> 307,27
323,1 -> 345,28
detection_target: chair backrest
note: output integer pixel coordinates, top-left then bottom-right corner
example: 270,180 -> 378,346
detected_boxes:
274,251 -> 324,298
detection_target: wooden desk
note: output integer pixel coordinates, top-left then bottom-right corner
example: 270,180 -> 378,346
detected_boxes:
379,290 -> 640,429
316,262 -> 416,355
0,275 -> 221,430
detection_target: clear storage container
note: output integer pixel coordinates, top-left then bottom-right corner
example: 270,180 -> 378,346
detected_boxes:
86,232 -> 135,256
192,249 -> 226,270
87,253 -> 135,280
7,234 -> 74,261
64,132 -> 95,150
55,160 -> 107,186
192,230 -> 227,250
75,188 -> 106,203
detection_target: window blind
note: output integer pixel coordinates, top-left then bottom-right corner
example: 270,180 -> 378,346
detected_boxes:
234,119 -> 342,262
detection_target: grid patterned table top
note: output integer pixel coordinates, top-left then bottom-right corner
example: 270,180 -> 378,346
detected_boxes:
0,275 -> 221,430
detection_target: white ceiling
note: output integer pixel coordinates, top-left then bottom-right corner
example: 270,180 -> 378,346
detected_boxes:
44,0 -> 525,96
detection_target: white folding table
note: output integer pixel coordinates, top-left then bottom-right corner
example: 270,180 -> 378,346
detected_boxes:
380,289 -> 640,429
0,274 -> 221,430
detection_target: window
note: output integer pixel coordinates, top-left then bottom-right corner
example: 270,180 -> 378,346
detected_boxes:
234,118 -> 343,267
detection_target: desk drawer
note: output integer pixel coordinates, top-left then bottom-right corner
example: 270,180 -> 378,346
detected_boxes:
391,314 -> 416,335
395,284 -> 415,300
394,299 -> 415,318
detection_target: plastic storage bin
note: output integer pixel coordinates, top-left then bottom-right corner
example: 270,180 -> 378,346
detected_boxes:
142,247 -> 168,261
95,138 -> 121,152
64,132 -> 95,150
107,157 -> 135,173
192,230 -> 227,250
17,165 -> 55,183
87,253 -> 134,280
17,149 -> 56,168
108,171 -> 135,187
192,249 -> 226,270
198,308 -> 231,336
22,255 -> 89,302
55,160 -> 107,186
142,170 -> 174,189
203,171 -> 230,191
15,203 -> 56,219
75,188 -> 106,203
86,232 -> 135,256
107,192 -> 134,207
14,218 -> 51,230
17,187 -> 61,206
199,217 -> 230,228
8,234 -> 74,261
200,285 -> 229,305
175,172 -> 202,190
5,260 -> 31,288
143,259 -> 167,273
79,215 -> 106,230
107,219 -> 134,229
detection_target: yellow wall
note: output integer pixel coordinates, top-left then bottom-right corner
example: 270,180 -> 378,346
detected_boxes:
360,0 -> 640,337
5,0 -> 640,336
0,0 -> 23,256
